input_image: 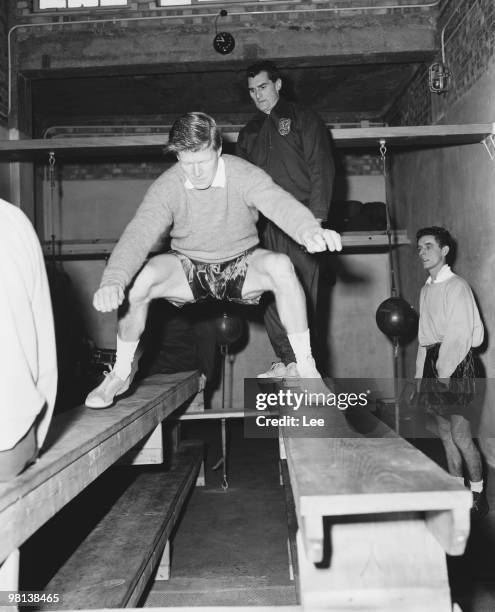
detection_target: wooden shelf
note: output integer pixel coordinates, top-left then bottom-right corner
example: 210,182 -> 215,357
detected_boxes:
340,230 -> 410,247
329,123 -> 494,148
0,124 -> 492,161
43,238 -> 117,258
42,231 -> 409,259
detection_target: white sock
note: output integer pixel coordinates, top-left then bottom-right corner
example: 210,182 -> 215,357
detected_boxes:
113,336 -> 139,380
287,329 -> 311,362
470,479 -> 483,493
287,329 -> 319,377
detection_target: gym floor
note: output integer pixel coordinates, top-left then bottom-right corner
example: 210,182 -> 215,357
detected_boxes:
144,422 -> 495,612
142,420 -> 296,608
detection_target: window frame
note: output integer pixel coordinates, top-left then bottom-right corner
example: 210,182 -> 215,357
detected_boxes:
157,0 -> 274,6
35,0 -> 129,11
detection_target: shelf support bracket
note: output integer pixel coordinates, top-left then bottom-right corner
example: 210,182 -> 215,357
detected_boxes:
482,134 -> 495,163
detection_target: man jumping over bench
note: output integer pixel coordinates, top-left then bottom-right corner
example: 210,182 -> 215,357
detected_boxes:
85,112 -> 341,409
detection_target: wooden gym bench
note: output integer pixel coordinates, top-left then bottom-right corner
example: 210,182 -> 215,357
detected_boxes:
279,404 -> 472,611
0,371 -> 201,607
38,440 -> 203,609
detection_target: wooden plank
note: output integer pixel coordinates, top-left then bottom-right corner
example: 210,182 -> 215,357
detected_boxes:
0,124 -> 492,160
340,230 -> 410,247
282,407 -> 472,521
329,123 -> 494,148
0,371 -> 199,565
41,231 -> 410,260
41,441 -> 203,610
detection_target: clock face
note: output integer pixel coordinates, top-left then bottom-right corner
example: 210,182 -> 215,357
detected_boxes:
213,32 -> 235,55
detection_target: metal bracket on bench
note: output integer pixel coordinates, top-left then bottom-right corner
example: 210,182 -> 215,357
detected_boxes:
483,134 -> 495,163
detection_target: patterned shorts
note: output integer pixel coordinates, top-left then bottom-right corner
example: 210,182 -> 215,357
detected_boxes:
170,247 -> 260,307
419,343 -> 476,418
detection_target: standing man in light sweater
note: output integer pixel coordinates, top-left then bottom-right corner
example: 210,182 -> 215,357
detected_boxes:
416,226 -> 488,519
85,112 -> 342,409
237,61 -> 334,378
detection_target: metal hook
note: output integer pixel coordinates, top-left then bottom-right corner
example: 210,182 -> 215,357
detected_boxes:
379,139 -> 387,160
48,151 -> 56,191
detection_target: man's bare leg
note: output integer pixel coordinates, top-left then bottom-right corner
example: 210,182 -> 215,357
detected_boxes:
85,254 -> 193,408
450,415 -> 483,483
449,414 -> 487,517
242,249 -> 321,379
435,415 -> 464,478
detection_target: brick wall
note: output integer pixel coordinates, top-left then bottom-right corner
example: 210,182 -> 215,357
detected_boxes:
387,0 -> 495,125
340,154 -> 382,177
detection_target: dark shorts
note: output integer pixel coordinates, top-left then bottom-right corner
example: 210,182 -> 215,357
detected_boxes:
419,343 -> 475,418
170,247 -> 260,307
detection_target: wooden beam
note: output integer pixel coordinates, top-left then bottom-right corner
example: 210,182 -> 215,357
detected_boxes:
281,406 -> 472,556
0,371 -> 199,565
280,404 -> 471,610
0,124 -> 492,160
284,434 -> 472,519
40,442 -> 203,610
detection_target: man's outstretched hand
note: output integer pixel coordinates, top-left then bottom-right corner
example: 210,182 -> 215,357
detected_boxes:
301,227 -> 342,253
93,284 -> 125,312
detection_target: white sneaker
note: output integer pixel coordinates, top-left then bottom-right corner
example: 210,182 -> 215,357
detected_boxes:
85,366 -> 135,409
257,362 -> 286,379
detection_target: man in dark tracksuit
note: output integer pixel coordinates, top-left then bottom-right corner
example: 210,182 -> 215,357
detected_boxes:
237,61 -> 335,378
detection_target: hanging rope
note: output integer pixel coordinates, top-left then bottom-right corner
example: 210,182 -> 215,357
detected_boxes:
380,140 -> 398,299
220,343 -> 228,490
380,140 -> 401,368
211,343 -> 229,490
48,151 -> 57,270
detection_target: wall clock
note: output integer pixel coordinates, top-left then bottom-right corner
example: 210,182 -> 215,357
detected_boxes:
213,31 -> 235,55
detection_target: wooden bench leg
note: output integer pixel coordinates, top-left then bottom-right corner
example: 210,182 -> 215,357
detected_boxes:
0,549 -> 20,612
297,515 -> 453,611
196,460 -> 205,487
156,540 -> 170,581
121,423 -> 164,465
170,422 -> 181,454
287,538 -> 294,582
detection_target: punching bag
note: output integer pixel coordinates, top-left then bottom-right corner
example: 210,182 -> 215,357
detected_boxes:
376,297 -> 418,339
214,312 -> 244,347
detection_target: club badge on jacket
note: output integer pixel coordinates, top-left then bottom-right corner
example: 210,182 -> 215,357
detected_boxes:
278,118 -> 291,136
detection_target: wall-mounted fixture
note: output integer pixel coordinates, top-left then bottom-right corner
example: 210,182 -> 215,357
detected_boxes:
428,61 -> 452,94
428,5 -> 456,95
213,9 -> 235,55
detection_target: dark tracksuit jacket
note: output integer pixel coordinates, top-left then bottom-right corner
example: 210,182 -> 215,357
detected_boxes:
237,97 -> 335,365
